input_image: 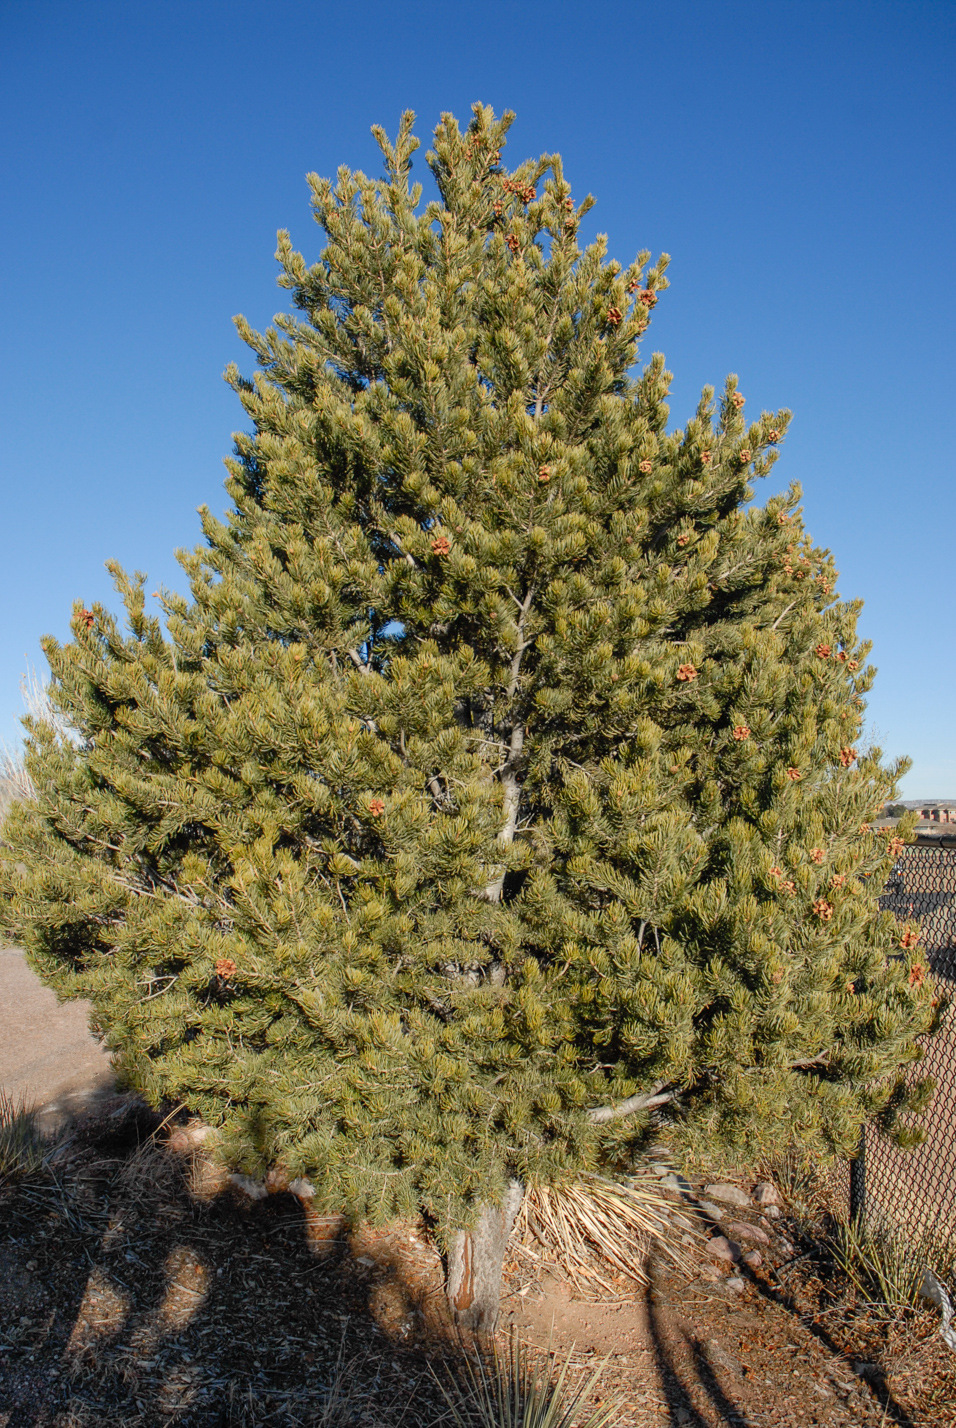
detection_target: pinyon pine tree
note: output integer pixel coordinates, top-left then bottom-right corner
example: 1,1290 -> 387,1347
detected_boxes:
1,107 -> 937,1330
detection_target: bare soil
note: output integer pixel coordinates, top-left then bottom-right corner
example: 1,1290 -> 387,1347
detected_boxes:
1,1095 -> 954,1427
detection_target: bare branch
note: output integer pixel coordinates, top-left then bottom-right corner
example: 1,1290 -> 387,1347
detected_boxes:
771,599 -> 798,632
587,1083 -> 676,1124
387,531 -> 418,569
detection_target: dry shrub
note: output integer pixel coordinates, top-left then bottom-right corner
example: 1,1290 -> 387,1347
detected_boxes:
513,1171 -> 694,1295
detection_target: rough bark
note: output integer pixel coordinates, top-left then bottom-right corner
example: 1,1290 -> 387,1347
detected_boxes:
445,1180 -> 523,1334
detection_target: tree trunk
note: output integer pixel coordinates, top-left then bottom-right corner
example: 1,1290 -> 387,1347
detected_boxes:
446,1180 -> 523,1334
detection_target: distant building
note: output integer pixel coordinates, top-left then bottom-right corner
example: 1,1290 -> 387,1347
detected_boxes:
887,799 -> 956,827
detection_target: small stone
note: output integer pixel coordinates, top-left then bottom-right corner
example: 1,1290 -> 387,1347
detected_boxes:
778,1238 -> 795,1255
704,1183 -> 751,1207
765,1203 -> 782,1219
742,1250 -> 762,1269
698,1261 -> 722,1282
660,1171 -> 694,1196
707,1236 -> 739,1262
725,1276 -> 745,1293
725,1220 -> 769,1245
697,1199 -> 727,1220
681,1234 -> 695,1246
753,1180 -> 780,1206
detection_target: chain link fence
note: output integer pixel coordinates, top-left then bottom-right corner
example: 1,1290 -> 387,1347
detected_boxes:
831,840 -> 956,1241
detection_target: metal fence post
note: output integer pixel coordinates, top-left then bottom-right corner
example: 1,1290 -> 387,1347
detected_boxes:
849,1127 -> 866,1225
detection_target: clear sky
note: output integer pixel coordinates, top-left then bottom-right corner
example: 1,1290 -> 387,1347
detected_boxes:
2,0 -> 953,795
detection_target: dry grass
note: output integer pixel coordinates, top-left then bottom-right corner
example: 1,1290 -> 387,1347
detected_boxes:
513,1172 -> 696,1297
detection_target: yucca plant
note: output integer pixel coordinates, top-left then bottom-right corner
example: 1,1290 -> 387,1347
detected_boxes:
0,1090 -> 49,1184
438,1330 -> 620,1428
514,1172 -> 693,1295
831,1215 -> 956,1312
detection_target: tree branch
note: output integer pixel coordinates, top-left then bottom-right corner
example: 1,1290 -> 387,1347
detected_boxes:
587,1083 -> 676,1124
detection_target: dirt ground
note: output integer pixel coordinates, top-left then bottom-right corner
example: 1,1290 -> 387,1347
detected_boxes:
0,946 -> 112,1129
2,950 -> 955,1426
1,1096 -> 955,1428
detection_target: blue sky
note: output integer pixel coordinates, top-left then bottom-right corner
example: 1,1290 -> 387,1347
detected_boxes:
2,0 -> 953,795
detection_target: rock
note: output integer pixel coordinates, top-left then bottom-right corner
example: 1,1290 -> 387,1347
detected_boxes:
725,1220 -> 769,1245
697,1198 -> 727,1220
228,1171 -> 268,1200
698,1261 -> 722,1282
779,1238 -> 795,1255
671,1212 -> 697,1231
725,1275 -> 745,1293
742,1250 -> 762,1269
167,1119 -> 216,1154
707,1235 -> 740,1262
704,1182 -> 751,1207
764,1203 -> 782,1219
660,1171 -> 694,1196
753,1180 -> 780,1206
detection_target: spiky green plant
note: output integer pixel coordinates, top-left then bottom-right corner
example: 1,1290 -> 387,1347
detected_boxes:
438,1331 -> 620,1428
832,1215 -> 956,1312
0,1090 -> 49,1184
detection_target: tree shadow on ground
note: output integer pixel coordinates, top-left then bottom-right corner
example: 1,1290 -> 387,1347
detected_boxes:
746,1250 -> 918,1427
0,1097 -> 462,1427
644,1266 -> 756,1428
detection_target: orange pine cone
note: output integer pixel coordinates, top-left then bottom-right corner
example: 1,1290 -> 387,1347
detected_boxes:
677,663 -> 698,682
